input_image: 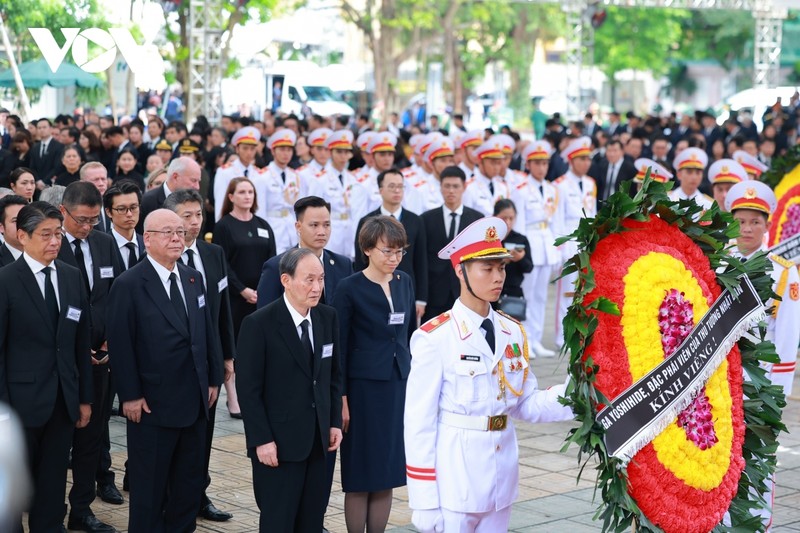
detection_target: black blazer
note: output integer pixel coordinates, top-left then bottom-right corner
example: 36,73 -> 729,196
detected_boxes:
137,185 -> 167,234
107,259 -> 223,428
500,230 -> 533,298
256,248 -> 353,309
589,158 -> 637,201
0,243 -> 18,268
420,205 -> 483,312
196,240 -> 236,361
58,231 -> 123,351
30,138 -> 64,181
236,300 -> 343,461
353,208 -> 429,303
0,258 -> 92,427
113,233 -> 145,271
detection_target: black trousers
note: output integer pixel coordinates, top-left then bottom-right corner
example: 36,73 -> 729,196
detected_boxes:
69,364 -> 110,518
200,396 -> 219,506
95,369 -> 117,487
251,426 -> 326,533
16,387 -> 75,533
126,412 -> 207,533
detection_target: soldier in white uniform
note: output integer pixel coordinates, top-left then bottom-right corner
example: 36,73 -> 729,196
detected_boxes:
213,126 -> 260,221
494,133 -> 526,190
708,158 -> 746,211
404,216 -> 573,533
668,147 -> 713,209
254,129 -> 302,252
463,138 -> 511,216
305,130 -> 358,259
552,136 -> 597,349
403,133 -> 443,214
456,130 -> 483,179
297,127 -> 334,196
725,180 -> 800,531
411,136 -> 455,212
633,158 -> 673,188
733,149 -> 769,181
354,131 -> 375,179
511,141 -> 560,357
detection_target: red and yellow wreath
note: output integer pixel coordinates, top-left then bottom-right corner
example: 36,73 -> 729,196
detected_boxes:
560,178 -> 784,533
763,148 -> 800,246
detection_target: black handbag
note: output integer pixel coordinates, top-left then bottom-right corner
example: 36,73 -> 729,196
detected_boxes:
497,295 -> 526,321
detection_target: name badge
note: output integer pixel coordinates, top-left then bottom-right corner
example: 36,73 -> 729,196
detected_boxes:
197,295 -> 206,308
322,343 -> 333,359
460,354 -> 481,362
67,306 -> 82,322
100,266 -> 114,279
257,228 -> 270,239
388,312 -> 405,326
217,276 -> 228,293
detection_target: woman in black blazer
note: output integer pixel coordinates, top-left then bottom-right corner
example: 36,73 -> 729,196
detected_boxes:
332,216 -> 414,533
494,199 -> 533,300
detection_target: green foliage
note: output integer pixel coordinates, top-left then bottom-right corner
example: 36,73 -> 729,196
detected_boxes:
761,144 -> 800,189
676,11 -> 753,70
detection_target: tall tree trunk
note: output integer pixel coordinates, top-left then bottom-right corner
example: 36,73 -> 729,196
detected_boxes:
176,2 -> 189,93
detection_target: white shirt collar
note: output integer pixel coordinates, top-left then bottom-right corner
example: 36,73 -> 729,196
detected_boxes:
111,227 -> 136,247
184,239 -> 200,255
162,181 -> 173,198
147,255 -> 180,283
23,252 -> 54,275
6,243 -> 22,260
454,297 -> 493,330
380,205 -> 403,218
283,292 -> 311,325
444,204 -> 464,216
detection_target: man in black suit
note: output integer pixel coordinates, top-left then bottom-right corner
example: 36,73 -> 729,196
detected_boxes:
164,189 -> 236,523
30,118 -> 64,183
588,140 -> 637,202
0,194 -> 27,267
107,208 -> 223,532
237,247 -> 343,532
353,169 -> 428,321
257,196 -> 353,308
137,156 -> 202,233
105,181 -> 145,271
0,201 -> 92,532
55,182 -> 122,532
80,163 -> 112,233
420,166 -> 482,322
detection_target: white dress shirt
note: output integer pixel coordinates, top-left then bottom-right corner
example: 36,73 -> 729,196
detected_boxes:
66,232 -> 94,290
23,253 -> 60,309
147,255 -> 186,312
443,204 -> 464,240
182,240 -> 206,289
283,293 -> 314,351
111,228 -> 139,266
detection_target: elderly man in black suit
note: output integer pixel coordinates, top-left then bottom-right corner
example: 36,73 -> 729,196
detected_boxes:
137,157 -> 202,233
57,182 -> 123,533
0,201 -> 92,533
0,194 -> 27,267
420,166 -> 482,322
353,168 -> 428,321
107,208 -> 223,533
238,247 -> 343,532
164,188 -> 236,523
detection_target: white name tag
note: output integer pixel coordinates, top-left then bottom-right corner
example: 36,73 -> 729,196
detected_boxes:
100,266 -> 114,279
217,276 -> 228,293
197,295 -> 206,308
322,343 -> 333,359
66,306 -> 82,322
388,312 -> 405,326
257,228 -> 270,239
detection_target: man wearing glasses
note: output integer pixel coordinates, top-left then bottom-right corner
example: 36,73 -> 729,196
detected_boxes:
107,209 -> 223,532
0,201 -> 92,532
57,182 -> 123,533
104,181 -> 144,271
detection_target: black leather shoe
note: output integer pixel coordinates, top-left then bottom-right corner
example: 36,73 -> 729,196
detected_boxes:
96,483 -> 124,505
121,474 -> 129,492
66,515 -> 118,532
198,502 -> 233,522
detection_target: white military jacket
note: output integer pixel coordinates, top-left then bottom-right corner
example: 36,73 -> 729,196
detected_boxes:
306,163 -> 358,259
463,169 -> 510,217
255,162 -> 301,252
213,158 -> 260,221
552,171 -> 597,259
512,176 -> 560,266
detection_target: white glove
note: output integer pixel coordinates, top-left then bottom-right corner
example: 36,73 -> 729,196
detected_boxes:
412,508 -> 444,533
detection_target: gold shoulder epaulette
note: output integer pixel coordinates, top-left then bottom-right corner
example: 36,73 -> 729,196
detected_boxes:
496,310 -> 521,325
420,312 -> 451,333
769,253 -> 795,269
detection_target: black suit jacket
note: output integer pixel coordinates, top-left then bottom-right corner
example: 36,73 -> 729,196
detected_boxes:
195,241 -> 236,361
352,208 -> 429,302
58,231 -> 123,351
589,158 -> 637,201
137,185 -> 167,234
107,259 -> 223,428
236,300 -> 343,461
113,233 -> 145,271
0,258 -> 92,427
420,206 -> 483,313
30,138 -> 64,180
256,248 -> 353,309
0,243 -> 18,268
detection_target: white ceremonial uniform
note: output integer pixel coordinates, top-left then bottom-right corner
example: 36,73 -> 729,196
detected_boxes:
405,300 -> 572,531
350,167 -> 382,223
668,188 -> 714,210
403,166 -> 437,214
552,170 -> 597,348
255,161 -> 301,252
458,162 -> 476,179
505,169 -> 527,190
307,163 -> 358,259
512,176 -> 560,345
213,158 -> 259,221
297,159 -> 326,198
463,169 -> 510,216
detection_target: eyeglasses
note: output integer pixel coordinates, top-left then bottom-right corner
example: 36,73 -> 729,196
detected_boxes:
146,228 -> 187,238
64,207 -> 100,227
378,248 -> 407,258
34,230 -> 64,241
382,184 -> 404,191
110,205 -> 140,215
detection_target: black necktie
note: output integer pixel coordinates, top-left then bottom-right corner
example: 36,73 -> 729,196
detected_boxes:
281,171 -> 286,184
40,141 -> 46,157
73,239 -> 91,294
448,212 -> 457,241
338,173 -> 343,185
300,319 -> 314,370
578,179 -> 583,193
124,242 -> 138,269
42,266 -> 59,326
169,272 -> 189,330
482,318 -> 495,353
539,183 -> 544,197
488,180 -> 495,196
244,168 -> 249,178
185,249 -> 196,270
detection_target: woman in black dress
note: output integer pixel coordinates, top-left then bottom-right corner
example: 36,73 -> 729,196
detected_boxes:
213,176 -> 276,415
332,216 -> 414,533
493,199 -> 533,311
52,144 -> 83,186
10,131 -> 33,171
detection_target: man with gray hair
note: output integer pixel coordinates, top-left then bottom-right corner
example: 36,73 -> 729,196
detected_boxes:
81,162 -> 112,233
138,156 -> 202,233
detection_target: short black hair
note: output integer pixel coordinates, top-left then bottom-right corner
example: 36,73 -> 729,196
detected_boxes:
166,121 -> 188,134
103,179 -> 142,211
377,168 -> 403,188
0,194 -> 28,225
9,167 -> 34,185
294,196 -> 331,219
163,188 -> 203,211
62,181 -> 102,208
440,166 -> 467,182
336,116 -> 350,128
36,117 -> 53,126
493,198 -> 516,215
16,201 -> 63,235
104,126 -> 124,137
